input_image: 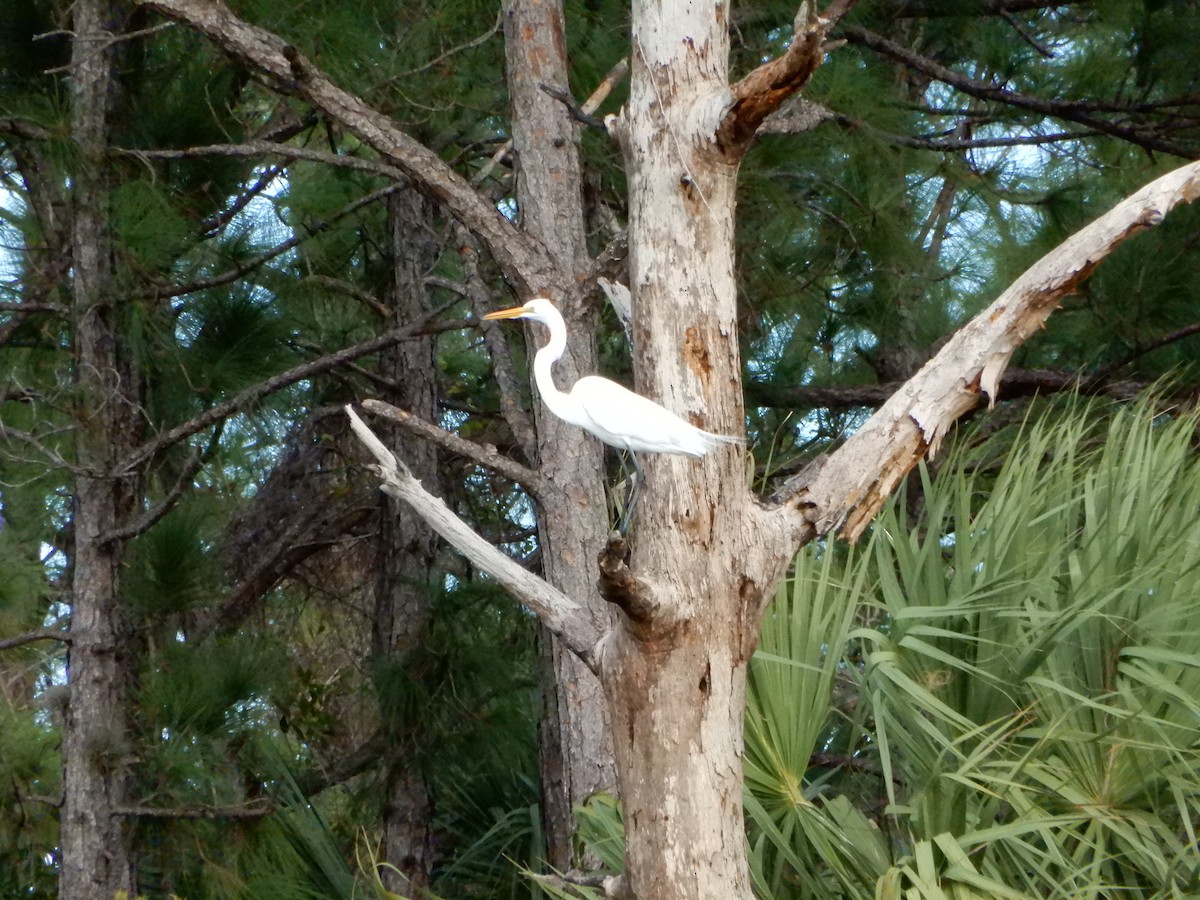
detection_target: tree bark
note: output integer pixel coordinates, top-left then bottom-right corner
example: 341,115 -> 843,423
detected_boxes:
501,0 -> 616,866
59,0 -> 138,895
592,2 -> 790,895
371,189 -> 441,892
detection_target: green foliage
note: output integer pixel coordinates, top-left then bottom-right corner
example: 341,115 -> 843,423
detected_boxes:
855,396 -> 1200,898
6,0 -> 1200,895
745,545 -> 886,898
0,699 -> 59,897
567,397 -> 1200,898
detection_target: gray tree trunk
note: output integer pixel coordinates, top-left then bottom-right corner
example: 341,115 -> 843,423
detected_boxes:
502,0 -> 616,866
592,3 -> 777,895
372,189 -> 441,891
59,0 -> 138,895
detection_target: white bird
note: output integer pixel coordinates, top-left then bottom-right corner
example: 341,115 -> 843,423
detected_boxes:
482,297 -> 742,457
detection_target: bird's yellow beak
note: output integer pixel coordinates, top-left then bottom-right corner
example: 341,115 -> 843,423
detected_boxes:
482,304 -> 529,321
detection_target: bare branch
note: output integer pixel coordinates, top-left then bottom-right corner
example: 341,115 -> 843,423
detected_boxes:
453,224 -> 539,463
111,802 -> 272,820
0,425 -> 74,471
361,399 -> 550,499
775,159 -> 1200,542
472,55 -> 628,189
748,368 -> 1161,413
0,117 -> 52,141
0,302 -> 69,314
132,0 -> 555,295
345,405 -> 602,670
0,629 -> 71,651
116,138 -> 401,179
1089,321 -> 1200,382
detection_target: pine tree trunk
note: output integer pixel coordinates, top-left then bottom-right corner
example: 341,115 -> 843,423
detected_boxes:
373,189 -> 440,891
59,0 -> 138,895
502,0 -> 617,866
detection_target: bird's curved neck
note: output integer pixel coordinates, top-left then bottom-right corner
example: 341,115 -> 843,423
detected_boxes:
532,313 -> 573,419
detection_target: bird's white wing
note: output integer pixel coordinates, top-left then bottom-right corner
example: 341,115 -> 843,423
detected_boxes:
569,376 -> 719,456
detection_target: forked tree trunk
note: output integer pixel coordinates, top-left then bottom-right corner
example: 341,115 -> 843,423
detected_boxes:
60,0 -> 138,894
595,3 -> 788,895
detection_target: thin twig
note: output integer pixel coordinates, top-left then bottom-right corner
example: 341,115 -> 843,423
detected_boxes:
998,8 -> 1055,59
401,8 -> 502,77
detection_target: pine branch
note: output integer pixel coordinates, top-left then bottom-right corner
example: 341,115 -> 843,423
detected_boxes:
134,182 -> 406,301
132,0 -> 556,295
201,160 -> 291,238
400,7 -> 503,78
117,313 -> 465,476
0,629 -> 71,651
843,26 -> 1198,158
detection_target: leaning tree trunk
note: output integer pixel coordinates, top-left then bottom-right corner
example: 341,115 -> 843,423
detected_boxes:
502,0 -> 616,865
60,0 -> 139,895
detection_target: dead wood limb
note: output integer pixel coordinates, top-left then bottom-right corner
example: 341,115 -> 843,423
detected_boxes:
773,159 -> 1200,543
345,405 -> 602,671
361,399 -> 550,499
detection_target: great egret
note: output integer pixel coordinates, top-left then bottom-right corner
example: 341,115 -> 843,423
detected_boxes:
482,297 -> 743,457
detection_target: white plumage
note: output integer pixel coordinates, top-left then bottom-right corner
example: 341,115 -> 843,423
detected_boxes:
483,297 -> 742,457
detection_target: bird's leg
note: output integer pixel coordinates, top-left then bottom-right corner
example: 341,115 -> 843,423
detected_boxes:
616,452 -> 643,536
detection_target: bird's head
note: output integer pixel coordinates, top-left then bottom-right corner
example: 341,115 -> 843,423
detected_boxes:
482,296 -> 559,326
